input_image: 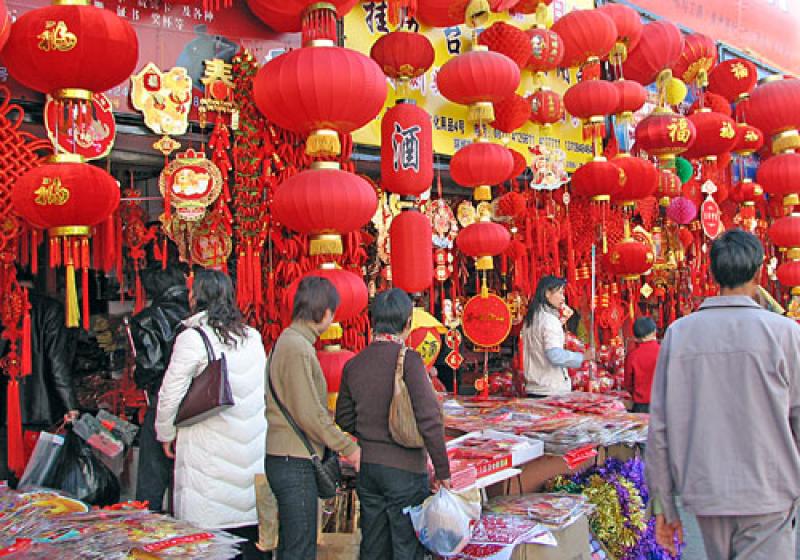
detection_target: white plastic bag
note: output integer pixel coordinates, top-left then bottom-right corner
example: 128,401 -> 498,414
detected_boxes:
404,488 -> 481,556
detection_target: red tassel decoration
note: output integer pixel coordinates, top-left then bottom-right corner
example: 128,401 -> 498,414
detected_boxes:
81,238 -> 90,331
253,250 -> 263,305
6,378 -> 24,476
21,293 -> 32,377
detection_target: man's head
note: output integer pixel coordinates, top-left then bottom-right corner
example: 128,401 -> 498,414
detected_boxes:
292,276 -> 340,333
371,288 -> 413,337
710,229 -> 764,294
141,266 -> 186,300
633,316 -> 657,341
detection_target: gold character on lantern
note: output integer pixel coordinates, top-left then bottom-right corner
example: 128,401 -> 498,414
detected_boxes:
730,62 -> 749,79
719,121 -> 736,139
33,177 -> 70,206
37,20 -> 77,52
667,118 -> 692,144
745,130 -> 759,142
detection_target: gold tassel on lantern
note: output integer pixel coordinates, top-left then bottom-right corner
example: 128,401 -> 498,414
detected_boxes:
306,128 -> 341,157
310,233 -> 344,256
465,0 -> 490,28
469,101 -> 494,124
65,258 -> 80,328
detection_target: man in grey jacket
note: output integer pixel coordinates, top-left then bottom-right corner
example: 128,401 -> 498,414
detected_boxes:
646,229 -> 800,559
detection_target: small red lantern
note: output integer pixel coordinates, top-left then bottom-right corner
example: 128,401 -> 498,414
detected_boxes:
730,178 -> 764,206
370,31 -> 435,81
254,42 -> 387,156
777,261 -> 800,294
570,157 -> 624,202
681,110 -> 738,160
670,33 -> 717,87
436,45 -> 520,123
391,210 -> 433,293
381,102 -> 433,197
746,76 -> 800,154
272,162 -> 378,255
611,154 -> 658,205
550,9 -> 617,68
708,58 -> 758,103
635,109 -> 697,164
317,347 -> 355,408
733,124 -> 765,156
563,80 -> 619,140
492,94 -> 531,133
450,141 -> 514,200
769,214 -> 800,252
609,238 -> 653,279
613,79 -> 647,120
526,26 -> 564,73
528,89 -> 563,126
623,20 -> 684,86
479,21 -> 532,69
287,266 -> 368,324
756,152 -> 800,207
598,3 -> 642,63
656,168 -> 682,204
457,221 -> 511,270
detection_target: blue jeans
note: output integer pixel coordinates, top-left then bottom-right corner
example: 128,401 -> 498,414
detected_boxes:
357,462 -> 430,560
266,455 -> 318,560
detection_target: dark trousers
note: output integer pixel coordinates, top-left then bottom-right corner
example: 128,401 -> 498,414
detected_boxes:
266,455 -> 319,560
226,524 -> 272,560
136,396 -> 173,512
632,403 -> 650,414
357,462 -> 430,560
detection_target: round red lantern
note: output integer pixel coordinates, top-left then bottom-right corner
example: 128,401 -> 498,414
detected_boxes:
479,21 -> 532,69
747,76 -> 800,154
635,109 -> 697,163
563,80 -> 619,141
507,148 -> 528,181
768,214 -> 800,252
681,110 -> 738,160
776,261 -> 800,294
733,124 -> 764,156
381,102 -> 433,197
707,58 -> 758,103
390,210 -> 433,294
457,221 -> 511,270
450,141 -> 514,200
597,3 -> 642,63
317,347 -> 355,401
670,33 -> 717,87
526,26 -> 564,73
254,42 -> 387,156
528,88 -> 563,126
611,154 -> 658,205
272,162 -> 378,255
613,79 -> 647,119
570,157 -> 624,202
609,238 -> 653,279
287,266 -> 369,324
436,45 -> 520,123
370,31 -> 435,81
656,168 -> 682,204
3,0 -> 138,96
550,9 -> 617,68
756,152 -> 800,207
730,178 -> 764,206
688,92 -> 732,117
0,0 -> 10,52
492,94 -> 531,133
622,21 -> 684,86
246,0 -> 358,34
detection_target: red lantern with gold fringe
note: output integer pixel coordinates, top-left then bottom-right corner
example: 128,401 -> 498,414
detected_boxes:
492,94 -> 531,133
670,33 -> 717,87
370,31 -> 435,81
681,110 -> 738,160
622,20 -> 684,86
550,9 -> 617,69
457,221 -> 511,270
479,21 -> 532,69
381,101 -> 433,196
777,261 -> 800,294
611,154 -> 658,205
526,26 -> 564,73
391,210 -> 433,293
529,88 -> 562,126
571,158 -> 624,202
450,141 -> 514,200
635,110 -> 697,163
708,58 -> 758,103
733,124 -> 764,156
598,3 -> 642,63
563,80 -> 619,141
756,152 -> 800,207
746,77 -> 800,154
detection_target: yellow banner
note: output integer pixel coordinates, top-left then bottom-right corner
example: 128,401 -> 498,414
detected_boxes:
344,1 -> 595,172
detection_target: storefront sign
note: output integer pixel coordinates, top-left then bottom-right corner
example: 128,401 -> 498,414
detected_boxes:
462,293 -> 512,349
44,93 -> 116,160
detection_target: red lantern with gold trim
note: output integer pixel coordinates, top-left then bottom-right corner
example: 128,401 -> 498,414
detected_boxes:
611,154 -> 658,205
609,238 -> 653,279
656,169 -> 682,204
526,26 -> 564,73
598,3 -> 642,63
681,110 -> 738,160
688,92 -> 732,117
777,261 -> 800,295
370,31 -> 435,81
450,141 -> 514,201
708,58 -> 758,103
390,210 -> 433,293
746,77 -> 800,154
528,88 -> 562,126
457,221 -> 511,270
622,20 -> 684,86
613,79 -> 647,120
635,109 -> 697,163
550,9 -> 617,69
492,94 -> 531,133
670,33 -> 717,87
563,80 -> 619,141
768,214 -> 800,252
381,102 -> 433,196
733,124 -> 764,156
570,157 -> 624,202
479,21 -> 532,69
756,152 -> 800,207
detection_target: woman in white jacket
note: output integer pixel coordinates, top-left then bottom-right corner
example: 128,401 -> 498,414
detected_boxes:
155,269 -> 267,559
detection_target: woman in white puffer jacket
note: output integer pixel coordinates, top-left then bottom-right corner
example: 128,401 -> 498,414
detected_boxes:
155,269 -> 267,559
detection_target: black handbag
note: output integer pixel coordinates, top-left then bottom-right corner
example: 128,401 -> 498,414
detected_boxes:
267,362 -> 341,499
174,327 -> 234,427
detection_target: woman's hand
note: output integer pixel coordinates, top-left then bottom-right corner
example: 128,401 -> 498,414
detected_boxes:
432,478 -> 451,492
162,441 -> 176,459
342,447 -> 361,472
560,304 -> 574,324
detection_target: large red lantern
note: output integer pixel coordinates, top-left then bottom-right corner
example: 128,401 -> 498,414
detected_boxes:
0,0 -> 10,52
746,77 -> 800,154
370,31 -> 435,81
611,154 -> 658,205
381,102 -> 433,196
246,0 -> 358,38
670,33 -> 717,87
479,21 -> 532,69
492,94 -> 531,133
526,26 -> 564,73
550,9 -> 617,68
769,214 -> 800,253
529,88 -> 563,126
563,80 -> 619,142
272,162 -> 378,255
571,158 -> 624,202
597,3 -> 642,63
3,0 -> 138,96
390,210 -> 433,293
254,42 -> 387,156
681,110 -> 738,160
756,152 -> 800,207
635,109 -> 697,164
450,141 -> 514,200
609,238 -> 653,279
287,266 -> 368,324
733,124 -> 764,156
777,261 -> 800,295
613,79 -> 647,120
457,221 -> 511,270
708,58 -> 758,103
622,21 -> 684,86
436,46 -> 520,123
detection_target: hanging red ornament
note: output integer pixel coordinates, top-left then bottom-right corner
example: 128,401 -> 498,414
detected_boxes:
769,214 -> 800,256
247,0 -> 358,40
681,110 -> 738,160
381,101 -> 433,197
317,346 -> 355,409
370,31 -> 435,81
670,33 -> 717,87
478,21 -> 532,69
635,109 -> 697,164
526,26 -> 564,73
776,261 -> 800,294
756,151 -> 800,207
528,88 -> 563,126
666,196 -> 698,225
550,9 -> 617,69
656,169 -> 682,204
708,58 -> 759,103
611,154 -> 658,206
730,178 -> 763,207
507,148 -> 528,181
733,124 -> 764,156
450,140 -> 514,200
746,76 -> 800,154
391,210 -> 433,293
563,79 -> 619,144
570,157 -> 624,202
492,94 -> 531,133
287,266 -> 368,323
0,0 -> 11,53
613,79 -> 647,120
511,0 -> 552,14
609,237 -> 653,279
457,221 -> 511,270
688,92 -> 732,117
622,21 -> 684,86
597,3 -> 642,64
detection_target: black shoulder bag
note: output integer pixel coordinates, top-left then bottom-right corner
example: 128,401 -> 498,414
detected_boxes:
267,361 -> 341,499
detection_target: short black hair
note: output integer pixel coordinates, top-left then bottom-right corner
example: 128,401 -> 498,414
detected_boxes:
292,276 -> 340,323
371,288 -> 413,335
141,265 -> 185,299
710,229 -> 764,289
633,317 -> 657,339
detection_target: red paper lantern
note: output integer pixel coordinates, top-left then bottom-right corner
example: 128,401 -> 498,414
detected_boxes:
613,79 -> 647,118
450,141 -> 514,200
507,148 -> 528,181
747,77 -> 800,154
289,267 -> 368,323
526,27 -> 564,73
609,238 -> 653,279
688,92 -> 732,117
381,102 -> 433,196
656,169 -> 682,203
756,152 -> 800,206
370,31 -> 435,80
564,80 -> 620,120
597,3 -> 642,62
777,261 -> 800,293
436,46 -> 520,123
457,221 -> 511,270
571,158 -> 624,202
254,42 -> 387,156
730,178 -> 763,206
246,0 -> 357,34
733,124 -> 764,156
708,58 -> 758,103
681,110 -> 738,160
492,94 -> 531,133
0,0 -> 10,52
479,21 -> 532,69
769,214 -> 800,250
611,154 -> 658,205
528,88 -> 562,125
3,1 -> 138,96
550,9 -> 617,68
670,33 -> 717,86
622,21 -> 684,86
635,110 -> 697,163
390,210 -> 433,293
317,347 -> 355,395
272,162 -> 377,254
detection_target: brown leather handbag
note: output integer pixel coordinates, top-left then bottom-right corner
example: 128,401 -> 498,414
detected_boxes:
175,327 -> 234,427
388,347 -> 424,448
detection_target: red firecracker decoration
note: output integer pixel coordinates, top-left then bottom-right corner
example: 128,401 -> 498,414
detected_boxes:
670,33 -> 717,87
598,3 -> 642,64
492,94 -> 531,133
746,76 -> 800,154
391,210 -> 433,293
689,92 -> 732,117
622,20 -> 684,86
381,102 -> 433,196
526,26 -> 564,73
450,141 -> 514,200
528,88 -> 563,126
611,154 -> 658,205
708,58 -> 758,103
550,9 -> 617,69
635,109 -> 697,164
370,31 -> 435,82
756,151 -> 800,207
457,221 -> 511,270
681,110 -> 738,160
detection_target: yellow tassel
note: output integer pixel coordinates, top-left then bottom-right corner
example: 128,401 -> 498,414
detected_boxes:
65,262 -> 80,328
476,256 -> 494,271
327,392 -> 338,412
784,194 -> 800,207
535,2 -> 549,26
320,322 -> 343,341
772,130 -> 800,154
474,185 -> 492,201
465,0 -> 489,28
611,42 -> 628,65
469,101 -> 494,124
306,129 -> 341,157
310,233 -> 343,256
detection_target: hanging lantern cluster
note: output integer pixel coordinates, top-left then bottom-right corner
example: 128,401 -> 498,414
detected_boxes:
550,8 -> 616,78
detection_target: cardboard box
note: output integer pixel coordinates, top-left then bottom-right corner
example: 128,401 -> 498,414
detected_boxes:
511,515 -> 591,560
317,530 -> 361,560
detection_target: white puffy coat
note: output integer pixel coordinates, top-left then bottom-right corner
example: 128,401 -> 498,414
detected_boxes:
155,312 -> 267,529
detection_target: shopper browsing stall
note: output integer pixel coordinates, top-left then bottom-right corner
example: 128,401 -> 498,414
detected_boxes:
623,317 -> 660,414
